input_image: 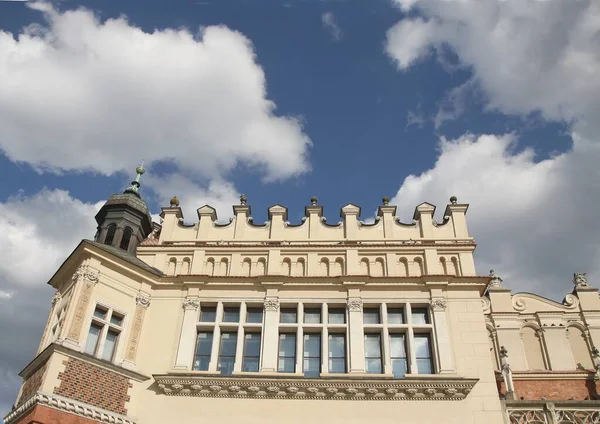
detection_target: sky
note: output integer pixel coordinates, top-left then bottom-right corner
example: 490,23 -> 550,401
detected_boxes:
1,0 -> 599,415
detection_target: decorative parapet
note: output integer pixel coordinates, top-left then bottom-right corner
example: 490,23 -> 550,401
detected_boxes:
3,391 -> 137,424
503,400 -> 600,424
152,375 -> 477,401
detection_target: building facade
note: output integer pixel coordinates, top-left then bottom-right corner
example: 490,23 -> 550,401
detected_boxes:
4,170 -> 600,424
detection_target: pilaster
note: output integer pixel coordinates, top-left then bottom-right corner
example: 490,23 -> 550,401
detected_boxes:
122,293 -> 151,370
173,297 -> 200,369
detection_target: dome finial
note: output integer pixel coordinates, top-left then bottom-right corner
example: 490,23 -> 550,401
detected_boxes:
240,194 -> 247,205
311,196 -> 318,206
124,160 -> 146,198
450,196 -> 457,204
382,196 -> 390,206
170,196 -> 179,207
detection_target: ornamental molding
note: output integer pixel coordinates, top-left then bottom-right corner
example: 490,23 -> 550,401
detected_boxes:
72,264 -> 100,285
3,391 -> 137,424
431,299 -> 447,311
135,293 -> 151,308
182,297 -> 200,310
264,298 -> 280,311
481,296 -> 491,313
51,292 -> 62,306
347,299 -> 362,312
152,375 -> 477,401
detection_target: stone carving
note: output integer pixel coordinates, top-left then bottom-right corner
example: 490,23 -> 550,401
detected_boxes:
563,293 -> 580,309
480,296 -> 491,312
51,292 -> 62,306
66,269 -> 99,341
135,294 -> 151,308
183,297 -> 200,310
573,273 -> 588,287
347,299 -> 362,312
264,298 -> 280,311
431,299 -> 447,311
487,269 -> 502,289
153,376 -> 477,401
512,296 -> 528,312
72,265 -> 100,284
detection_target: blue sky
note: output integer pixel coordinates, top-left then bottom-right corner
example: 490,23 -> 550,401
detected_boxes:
1,0 -> 599,415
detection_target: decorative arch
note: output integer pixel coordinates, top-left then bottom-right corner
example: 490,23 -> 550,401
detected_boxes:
450,257 -> 460,276
282,258 -> 292,276
372,258 -> 385,277
292,258 -> 306,277
439,257 -> 448,275
320,258 -> 330,277
359,258 -> 370,275
241,258 -> 252,277
204,258 -> 215,276
254,258 -> 266,276
119,226 -> 133,251
520,325 -> 548,371
104,224 -> 117,246
181,257 -> 191,275
167,257 -> 177,276
331,257 -> 344,276
566,324 -> 594,370
413,257 -> 424,277
398,258 -> 409,277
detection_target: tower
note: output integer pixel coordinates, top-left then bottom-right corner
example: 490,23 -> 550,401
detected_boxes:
94,163 -> 153,254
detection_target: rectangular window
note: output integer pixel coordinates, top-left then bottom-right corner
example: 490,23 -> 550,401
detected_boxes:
246,307 -> 263,323
328,334 -> 346,373
278,333 -> 296,373
223,307 -> 240,323
389,334 -> 408,378
388,308 -> 404,324
84,323 -> 102,355
303,333 -> 321,377
200,306 -> 216,323
363,308 -> 380,324
364,333 -> 383,374
242,333 -> 261,372
93,307 -> 107,320
101,329 -> 119,361
415,334 -> 433,374
218,332 -> 237,376
110,312 -> 123,326
304,308 -> 321,324
193,332 -> 213,371
411,308 -> 430,324
328,308 -> 345,324
280,308 -> 297,324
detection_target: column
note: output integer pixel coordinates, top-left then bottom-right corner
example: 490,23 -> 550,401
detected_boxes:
208,302 -> 223,372
381,303 -> 391,374
173,297 -> 200,369
347,297 -> 365,373
233,303 -> 247,373
406,302 -> 417,374
122,293 -> 151,370
260,297 -> 280,372
64,264 -> 100,351
431,298 -> 455,373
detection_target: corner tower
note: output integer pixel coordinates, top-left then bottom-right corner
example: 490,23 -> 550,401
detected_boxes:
94,163 -> 153,254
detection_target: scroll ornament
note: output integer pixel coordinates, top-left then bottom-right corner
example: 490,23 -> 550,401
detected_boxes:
264,298 -> 280,311
136,294 -> 151,308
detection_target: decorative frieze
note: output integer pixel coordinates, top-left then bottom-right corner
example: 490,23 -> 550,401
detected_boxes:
431,299 -> 448,311
124,294 -> 151,363
347,299 -> 362,312
153,375 -> 477,401
72,264 -> 100,285
182,297 -> 200,310
264,298 -> 280,311
66,265 -> 101,342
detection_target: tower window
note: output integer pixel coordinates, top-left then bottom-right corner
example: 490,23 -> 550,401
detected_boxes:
104,224 -> 116,246
120,227 -> 133,251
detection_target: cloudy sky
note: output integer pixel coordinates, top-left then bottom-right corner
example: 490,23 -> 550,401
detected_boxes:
1,0 -> 599,415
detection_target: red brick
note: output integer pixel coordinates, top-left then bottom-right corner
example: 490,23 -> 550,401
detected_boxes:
12,404 -> 99,424
17,364 -> 47,406
497,378 -> 598,400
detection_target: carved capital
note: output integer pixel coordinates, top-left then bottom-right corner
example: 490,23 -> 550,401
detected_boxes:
72,264 -> 100,285
264,298 -> 280,312
431,299 -> 447,311
183,297 -> 200,310
136,294 -> 151,308
51,292 -> 62,306
347,299 -> 362,312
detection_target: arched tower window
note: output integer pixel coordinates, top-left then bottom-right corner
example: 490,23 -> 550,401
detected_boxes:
120,227 -> 133,251
104,224 -> 116,246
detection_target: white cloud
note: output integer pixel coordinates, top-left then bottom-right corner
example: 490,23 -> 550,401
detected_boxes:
322,12 -> 342,41
0,2 -> 311,182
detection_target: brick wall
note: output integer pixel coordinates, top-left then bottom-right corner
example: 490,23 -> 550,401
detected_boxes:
497,377 -> 599,400
54,357 -> 131,415
12,404 -> 100,424
18,364 -> 47,405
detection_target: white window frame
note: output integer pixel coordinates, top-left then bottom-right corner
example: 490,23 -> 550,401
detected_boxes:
83,302 -> 126,363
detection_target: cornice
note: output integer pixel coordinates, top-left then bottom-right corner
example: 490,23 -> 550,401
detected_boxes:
511,371 -> 597,380
3,391 -> 137,424
152,374 -> 478,401
19,343 -> 150,382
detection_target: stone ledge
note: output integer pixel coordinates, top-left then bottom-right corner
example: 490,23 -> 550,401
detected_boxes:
3,391 -> 137,424
153,374 -> 478,401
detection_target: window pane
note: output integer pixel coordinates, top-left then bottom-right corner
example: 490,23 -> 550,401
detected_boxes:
303,334 -> 321,357
392,359 -> 408,378
411,308 -> 429,324
200,306 -> 216,322
328,308 -> 345,324
110,313 -> 123,326
364,334 -> 382,357
93,308 -> 107,320
194,357 -> 210,371
366,358 -> 382,374
280,308 -> 297,323
304,308 -> 321,324
101,330 -> 118,361
219,332 -> 237,376
329,358 -> 346,373
414,334 -> 432,358
223,307 -> 240,323
195,332 -> 213,355
328,334 -> 345,373
278,333 -> 296,373
389,334 -> 407,357
243,333 -> 261,372
242,357 -> 259,372
417,358 -> 433,374
246,307 -> 263,323
388,308 -> 404,324
84,323 -> 102,355
363,308 -> 380,324
303,358 -> 320,377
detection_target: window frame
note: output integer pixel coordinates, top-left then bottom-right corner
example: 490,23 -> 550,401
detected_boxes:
83,302 -> 126,363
